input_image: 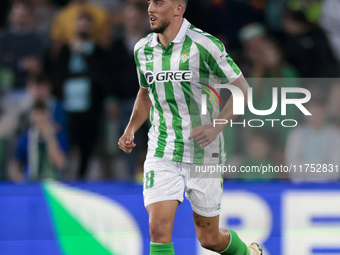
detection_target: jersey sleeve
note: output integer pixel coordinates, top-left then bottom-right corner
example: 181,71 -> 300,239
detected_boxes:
134,46 -> 149,89
206,39 -> 242,84
136,67 -> 148,89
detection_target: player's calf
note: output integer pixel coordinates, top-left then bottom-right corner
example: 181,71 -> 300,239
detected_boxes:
197,226 -> 257,255
199,235 -> 225,251
194,214 -> 230,252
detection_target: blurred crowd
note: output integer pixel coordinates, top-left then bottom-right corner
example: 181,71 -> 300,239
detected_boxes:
0,0 -> 339,183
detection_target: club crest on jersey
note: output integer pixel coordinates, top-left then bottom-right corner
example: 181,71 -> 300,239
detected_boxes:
146,54 -> 153,62
144,70 -> 192,85
180,51 -> 190,63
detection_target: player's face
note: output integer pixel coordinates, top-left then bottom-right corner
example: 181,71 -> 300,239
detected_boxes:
147,0 -> 177,33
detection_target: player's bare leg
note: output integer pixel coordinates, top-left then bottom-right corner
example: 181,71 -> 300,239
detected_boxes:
146,200 -> 179,254
194,212 -> 262,255
193,212 -> 230,252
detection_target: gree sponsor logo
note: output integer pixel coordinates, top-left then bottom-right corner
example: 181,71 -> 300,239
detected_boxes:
145,71 -> 192,84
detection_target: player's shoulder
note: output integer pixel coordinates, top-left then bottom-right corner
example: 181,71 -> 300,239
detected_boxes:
134,33 -> 154,53
187,25 -> 225,53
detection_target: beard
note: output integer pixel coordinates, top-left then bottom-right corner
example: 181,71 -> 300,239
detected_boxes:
151,19 -> 171,34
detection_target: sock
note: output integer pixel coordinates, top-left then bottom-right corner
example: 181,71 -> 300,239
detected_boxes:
219,229 -> 250,255
150,242 -> 175,255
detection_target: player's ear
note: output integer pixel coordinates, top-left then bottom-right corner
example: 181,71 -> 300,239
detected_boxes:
174,3 -> 184,17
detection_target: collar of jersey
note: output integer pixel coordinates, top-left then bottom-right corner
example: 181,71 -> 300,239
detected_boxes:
149,18 -> 190,47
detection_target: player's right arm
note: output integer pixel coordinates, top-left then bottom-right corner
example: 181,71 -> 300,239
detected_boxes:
118,87 -> 151,154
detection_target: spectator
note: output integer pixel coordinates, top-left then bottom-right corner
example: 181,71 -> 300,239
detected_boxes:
285,99 -> 340,181
104,2 -> 149,180
50,0 -> 111,45
281,10 -> 339,77
56,13 -> 107,179
240,25 -> 300,150
0,1 -> 46,177
239,22 -> 269,76
9,100 -> 69,182
32,0 -> 59,47
0,1 -> 44,91
18,73 -> 68,136
242,31 -> 299,79
287,0 -> 322,23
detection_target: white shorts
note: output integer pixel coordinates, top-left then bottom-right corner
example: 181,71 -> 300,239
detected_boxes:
143,157 -> 224,217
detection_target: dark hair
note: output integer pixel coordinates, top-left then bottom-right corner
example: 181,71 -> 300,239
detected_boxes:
27,73 -> 51,86
172,0 -> 188,7
32,100 -> 47,111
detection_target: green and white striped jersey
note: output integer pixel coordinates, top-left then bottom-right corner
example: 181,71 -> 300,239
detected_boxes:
134,19 -> 242,164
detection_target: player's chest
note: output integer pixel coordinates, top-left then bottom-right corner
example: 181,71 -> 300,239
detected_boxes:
144,46 -> 201,71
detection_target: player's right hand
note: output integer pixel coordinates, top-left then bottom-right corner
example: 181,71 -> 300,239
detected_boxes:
118,132 -> 136,154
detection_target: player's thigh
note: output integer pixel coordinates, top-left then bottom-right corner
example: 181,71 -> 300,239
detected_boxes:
143,158 -> 185,208
185,175 -> 223,218
144,158 -> 184,242
147,200 -> 179,242
147,200 -> 180,220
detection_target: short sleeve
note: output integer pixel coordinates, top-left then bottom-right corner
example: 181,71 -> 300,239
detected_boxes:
205,38 -> 242,84
196,33 -> 242,83
134,46 -> 149,89
136,67 -> 149,89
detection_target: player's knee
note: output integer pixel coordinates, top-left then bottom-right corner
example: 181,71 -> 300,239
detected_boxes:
149,220 -> 172,242
198,236 -> 220,251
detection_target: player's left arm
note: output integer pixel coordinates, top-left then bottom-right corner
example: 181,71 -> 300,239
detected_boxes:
188,75 -> 248,147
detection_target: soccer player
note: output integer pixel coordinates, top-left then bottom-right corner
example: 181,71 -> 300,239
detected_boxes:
118,0 -> 263,254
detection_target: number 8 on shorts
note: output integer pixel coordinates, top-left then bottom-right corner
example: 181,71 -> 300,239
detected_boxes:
145,171 -> 155,189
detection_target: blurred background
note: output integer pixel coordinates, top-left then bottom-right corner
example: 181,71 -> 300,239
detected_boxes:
0,0 -> 339,255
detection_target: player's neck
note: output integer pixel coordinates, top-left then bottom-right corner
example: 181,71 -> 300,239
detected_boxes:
158,17 -> 183,49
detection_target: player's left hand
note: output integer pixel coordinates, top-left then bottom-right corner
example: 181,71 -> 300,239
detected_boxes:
188,124 -> 220,147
